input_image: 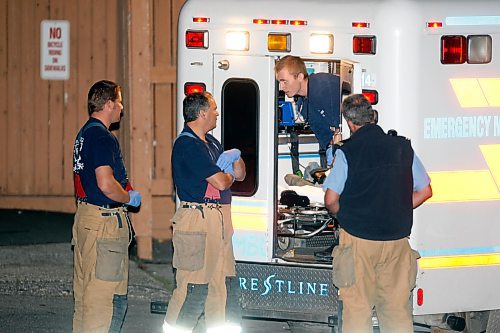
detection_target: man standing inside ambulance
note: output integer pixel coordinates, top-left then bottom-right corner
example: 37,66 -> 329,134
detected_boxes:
275,55 -> 342,167
323,94 -> 432,333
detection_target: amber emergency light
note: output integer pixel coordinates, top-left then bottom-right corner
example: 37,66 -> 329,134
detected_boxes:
268,33 -> 291,52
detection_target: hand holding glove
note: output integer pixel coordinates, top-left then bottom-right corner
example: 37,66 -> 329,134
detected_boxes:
127,190 -> 142,207
216,148 -> 241,170
326,146 -> 334,167
224,164 -> 236,181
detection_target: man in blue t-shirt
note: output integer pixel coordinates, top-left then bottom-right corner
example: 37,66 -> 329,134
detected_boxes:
72,80 -> 141,333
163,92 -> 245,333
275,55 -> 343,168
323,94 -> 432,333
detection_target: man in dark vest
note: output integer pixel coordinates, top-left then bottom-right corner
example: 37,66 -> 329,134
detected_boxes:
323,94 -> 432,333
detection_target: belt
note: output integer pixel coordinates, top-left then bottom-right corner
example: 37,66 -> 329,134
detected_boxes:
99,203 -> 125,209
182,204 -> 203,209
77,200 -> 124,209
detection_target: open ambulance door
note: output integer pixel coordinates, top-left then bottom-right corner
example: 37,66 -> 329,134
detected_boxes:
212,54 -> 276,263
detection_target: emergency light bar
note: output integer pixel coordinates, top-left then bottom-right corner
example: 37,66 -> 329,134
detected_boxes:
353,36 -> 376,54
185,30 -> 208,49
352,22 -> 370,28
268,33 -> 291,52
193,17 -> 209,23
253,19 -> 270,25
362,89 -> 378,105
309,34 -> 333,54
427,21 -> 443,28
271,19 -> 288,25
184,82 -> 206,95
290,20 -> 307,26
225,31 -> 249,51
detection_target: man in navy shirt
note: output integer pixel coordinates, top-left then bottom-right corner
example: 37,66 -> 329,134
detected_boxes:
72,80 -> 141,333
163,92 -> 245,333
275,55 -> 343,167
323,94 -> 432,333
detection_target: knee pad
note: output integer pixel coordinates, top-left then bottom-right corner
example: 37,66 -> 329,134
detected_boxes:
225,276 -> 242,324
109,294 -> 128,333
177,283 -> 208,329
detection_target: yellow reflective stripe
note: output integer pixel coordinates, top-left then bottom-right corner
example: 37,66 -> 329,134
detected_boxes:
232,213 -> 268,232
428,170 -> 500,202
450,78 -> 500,107
231,204 -> 266,215
427,144 -> 500,203
481,144 -> 500,188
419,253 -> 500,269
479,78 -> 500,107
230,199 -> 269,231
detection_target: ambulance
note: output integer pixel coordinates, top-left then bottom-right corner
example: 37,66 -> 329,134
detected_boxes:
176,0 -> 500,331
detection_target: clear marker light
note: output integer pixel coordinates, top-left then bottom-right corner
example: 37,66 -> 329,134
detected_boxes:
225,31 -> 249,51
309,34 -> 333,54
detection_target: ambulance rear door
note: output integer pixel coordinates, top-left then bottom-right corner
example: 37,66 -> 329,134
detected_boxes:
212,54 -> 276,263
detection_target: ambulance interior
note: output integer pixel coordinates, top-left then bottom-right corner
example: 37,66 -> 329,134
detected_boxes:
274,59 -> 354,264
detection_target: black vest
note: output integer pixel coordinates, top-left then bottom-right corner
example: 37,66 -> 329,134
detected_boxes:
337,124 -> 414,240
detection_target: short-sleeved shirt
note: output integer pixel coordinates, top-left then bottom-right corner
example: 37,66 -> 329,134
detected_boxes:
323,148 -> 431,194
296,73 -> 341,149
73,118 -> 128,206
172,126 -> 231,204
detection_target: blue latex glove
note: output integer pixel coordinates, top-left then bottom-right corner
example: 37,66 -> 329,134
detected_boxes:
216,149 -> 241,171
224,164 -> 236,180
127,190 -> 141,207
326,146 -> 334,166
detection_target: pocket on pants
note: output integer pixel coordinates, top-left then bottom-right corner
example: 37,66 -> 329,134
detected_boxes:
96,238 -> 128,281
409,249 -> 421,289
173,231 -> 206,271
332,244 -> 355,288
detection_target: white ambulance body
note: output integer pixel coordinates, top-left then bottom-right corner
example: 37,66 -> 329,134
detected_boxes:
177,0 -> 500,330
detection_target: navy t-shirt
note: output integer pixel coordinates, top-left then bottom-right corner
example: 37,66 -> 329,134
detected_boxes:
172,126 -> 231,204
296,73 -> 341,149
73,118 -> 128,206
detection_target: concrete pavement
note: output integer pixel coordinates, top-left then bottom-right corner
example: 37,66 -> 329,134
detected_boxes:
0,209 -> 295,333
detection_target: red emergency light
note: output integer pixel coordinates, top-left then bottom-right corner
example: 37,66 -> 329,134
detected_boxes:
253,18 -> 270,24
427,21 -> 442,28
290,20 -> 307,26
441,35 -> 467,64
362,89 -> 378,105
353,35 -> 376,54
417,288 -> 424,306
271,19 -> 288,25
352,22 -> 370,28
193,17 -> 209,23
185,30 -> 208,49
184,82 -> 206,95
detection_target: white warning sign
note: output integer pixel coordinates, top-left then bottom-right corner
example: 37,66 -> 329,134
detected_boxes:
40,20 -> 70,80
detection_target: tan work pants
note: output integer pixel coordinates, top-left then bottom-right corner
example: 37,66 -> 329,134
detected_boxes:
164,203 -> 236,330
333,229 -> 418,333
72,202 -> 130,333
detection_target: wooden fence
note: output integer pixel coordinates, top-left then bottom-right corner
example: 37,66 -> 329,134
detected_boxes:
0,0 -> 186,260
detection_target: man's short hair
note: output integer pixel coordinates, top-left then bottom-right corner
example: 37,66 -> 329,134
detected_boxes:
274,55 -> 309,79
341,94 -> 374,126
87,80 -> 121,116
183,91 -> 213,122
